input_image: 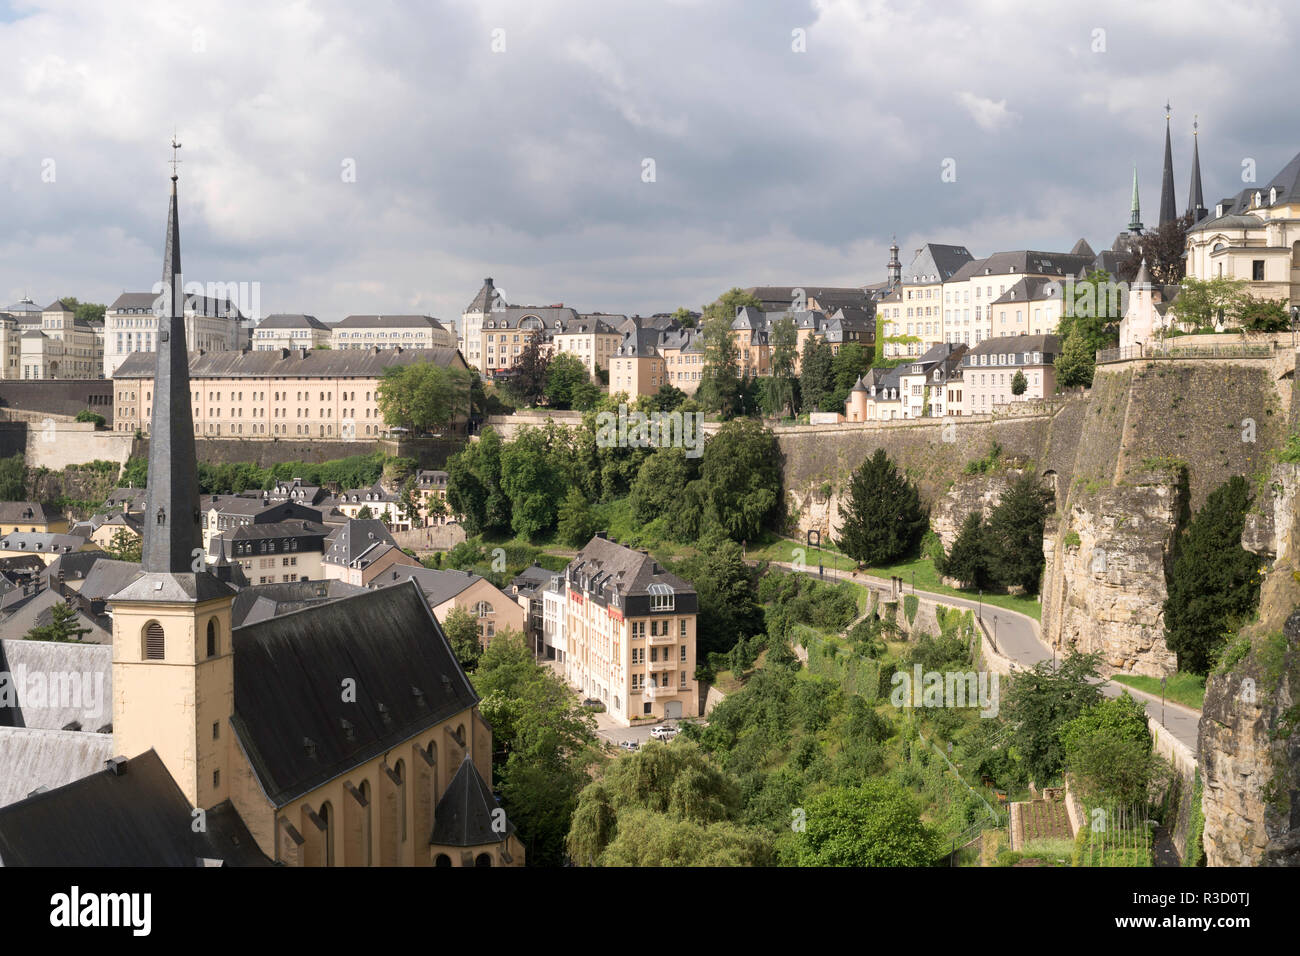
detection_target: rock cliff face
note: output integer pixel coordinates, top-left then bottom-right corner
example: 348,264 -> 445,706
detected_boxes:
929,470 -> 1023,550
1200,612 -> 1300,867
1041,468 -> 1184,677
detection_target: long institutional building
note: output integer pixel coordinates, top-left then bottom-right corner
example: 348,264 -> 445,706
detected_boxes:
112,345 -> 469,438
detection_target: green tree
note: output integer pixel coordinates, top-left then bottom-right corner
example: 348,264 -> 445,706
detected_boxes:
1163,475 -> 1260,674
556,486 -> 597,547
1237,297 -> 1291,332
26,601 -> 92,643
799,337 -> 835,413
629,447 -> 702,540
1010,369 -> 1027,396
500,340 -> 551,407
375,361 -> 470,433
1002,652 -> 1104,785
794,781 -> 939,867
443,604 -> 483,671
985,472 -> 1049,595
669,306 -> 698,329
75,409 -> 106,427
696,288 -> 759,418
944,511 -> 990,589
105,527 -> 142,562
835,449 -> 927,566
673,531 -> 763,659
829,342 -> 871,409
598,809 -> 773,866
398,477 -> 422,528
766,314 -> 799,418
699,419 -> 782,542
500,426 -> 567,539
1059,693 -> 1153,806
355,505 -> 374,520
648,383 -> 687,413
1054,327 -> 1095,388
446,427 -> 511,536
543,353 -> 591,410
1169,275 -> 1248,329
0,454 -> 24,500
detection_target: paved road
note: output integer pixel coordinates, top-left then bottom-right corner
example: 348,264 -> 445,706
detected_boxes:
765,559 -> 1201,753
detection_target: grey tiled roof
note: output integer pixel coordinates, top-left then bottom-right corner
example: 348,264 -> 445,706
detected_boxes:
0,727 -> 115,809
113,344 -> 467,379
0,638 -> 113,730
430,754 -> 511,847
107,291 -> 244,319
323,518 -> 397,566
256,313 -> 328,330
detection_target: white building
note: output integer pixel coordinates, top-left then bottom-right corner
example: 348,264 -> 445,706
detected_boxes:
103,291 -> 244,378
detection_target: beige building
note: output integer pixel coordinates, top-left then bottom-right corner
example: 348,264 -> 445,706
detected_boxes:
478,306 -> 574,378
552,315 -> 622,377
609,328 -> 667,397
252,314 -> 331,350
321,518 -> 421,586
658,326 -> 704,395
959,334 -> 1059,414
988,277 -> 1066,338
375,566 -> 527,646
0,501 -> 67,535
1185,149 -> 1300,306
103,291 -> 245,379
112,345 -> 469,439
560,533 -> 698,726
942,250 -> 1092,349
880,243 -> 975,358
330,314 -> 455,351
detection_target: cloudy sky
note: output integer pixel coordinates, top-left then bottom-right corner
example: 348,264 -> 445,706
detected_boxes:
2,0 -> 1297,328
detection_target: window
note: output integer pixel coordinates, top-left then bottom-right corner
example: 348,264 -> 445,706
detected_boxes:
319,801 -> 334,867
206,618 -> 218,658
648,583 -> 674,611
680,645 -> 687,662
1253,260 -> 1265,281
680,620 -> 687,637
144,621 -> 165,660
213,721 -> 220,740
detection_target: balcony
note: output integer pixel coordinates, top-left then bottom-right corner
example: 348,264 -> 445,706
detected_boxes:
648,632 -> 675,646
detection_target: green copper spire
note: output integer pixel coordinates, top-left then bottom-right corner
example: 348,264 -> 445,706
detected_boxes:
1128,163 -> 1144,233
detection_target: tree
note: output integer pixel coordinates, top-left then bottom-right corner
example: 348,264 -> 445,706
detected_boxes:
985,472 -> 1050,594
1054,326 -> 1096,388
630,447 -> 701,539
794,781 -> 939,867
766,314 -> 799,418
556,486 -> 597,547
75,409 -> 106,427
500,340 -> 551,407
375,362 -> 470,433
1169,275 -> 1248,330
944,511 -> 990,589
105,527 -> 142,562
446,427 -> 511,536
835,449 -> 927,566
799,337 -> 834,413
1164,475 -> 1260,674
696,288 -> 759,418
0,454 -> 24,500
1002,652 -> 1103,786
1059,693 -> 1154,806
1238,297 -> 1291,332
543,353 -> 591,410
673,531 -> 763,659
648,383 -> 687,413
26,600 -> 91,643
398,477 -> 422,528
699,419 -> 782,542
1010,370 -> 1027,396
1118,213 -> 1191,286
355,505 -> 374,520
500,426 -> 567,540
443,605 -> 483,671
829,342 -> 871,409
669,307 -> 698,329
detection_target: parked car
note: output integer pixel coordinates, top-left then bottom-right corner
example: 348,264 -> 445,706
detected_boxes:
649,725 -> 678,741
581,698 -> 604,710
618,740 -> 640,752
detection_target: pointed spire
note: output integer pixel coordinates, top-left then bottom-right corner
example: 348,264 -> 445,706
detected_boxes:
1186,116 -> 1206,222
1159,103 -> 1177,226
141,139 -> 204,575
887,236 -> 901,290
1134,257 -> 1152,288
1128,164 -> 1144,234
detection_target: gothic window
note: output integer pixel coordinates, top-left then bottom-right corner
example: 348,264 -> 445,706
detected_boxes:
206,618 -> 218,658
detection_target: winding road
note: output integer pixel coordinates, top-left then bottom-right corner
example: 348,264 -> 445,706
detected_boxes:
765,559 -> 1201,753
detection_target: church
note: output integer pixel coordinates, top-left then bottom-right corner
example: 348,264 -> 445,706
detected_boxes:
0,154 -> 523,868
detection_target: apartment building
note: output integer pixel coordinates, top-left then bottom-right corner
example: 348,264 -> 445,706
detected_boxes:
252,314 -> 331,350
460,277 -> 503,372
942,251 -> 1093,348
560,533 -> 698,726
0,501 -> 68,535
478,306 -> 575,378
374,566 -> 526,647
609,328 -> 667,397
879,244 -> 975,358
552,315 -> 622,377
959,334 -> 1060,414
321,518 -> 421,586
658,326 -> 704,395
988,278 -> 1067,338
330,314 -> 454,351
211,519 -> 331,585
111,345 -> 470,439
103,291 -> 244,378
14,300 -> 102,379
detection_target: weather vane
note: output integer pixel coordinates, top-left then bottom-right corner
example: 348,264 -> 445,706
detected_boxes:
169,133 -> 182,179
1164,100 -> 1171,120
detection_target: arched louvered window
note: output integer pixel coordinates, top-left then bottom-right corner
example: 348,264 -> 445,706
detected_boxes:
144,621 -> 165,660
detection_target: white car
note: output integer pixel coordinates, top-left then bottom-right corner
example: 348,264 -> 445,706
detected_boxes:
649,726 -> 678,741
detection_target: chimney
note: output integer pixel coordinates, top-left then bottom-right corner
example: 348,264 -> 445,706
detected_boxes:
105,756 -> 128,776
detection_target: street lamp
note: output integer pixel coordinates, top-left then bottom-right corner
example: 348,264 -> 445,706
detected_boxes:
978,590 -> 983,621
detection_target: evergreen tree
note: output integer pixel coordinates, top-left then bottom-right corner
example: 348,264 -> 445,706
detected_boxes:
556,486 -> 597,547
1163,475 -> 1260,674
26,601 -> 91,643
443,605 -> 483,671
944,511 -> 990,589
985,472 -> 1050,595
1010,370 -> 1027,396
1054,327 -> 1096,388
798,337 -> 834,413
835,449 -> 927,566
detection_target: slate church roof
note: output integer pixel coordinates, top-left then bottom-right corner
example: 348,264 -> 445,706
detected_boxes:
230,581 -> 478,807
430,753 -> 513,847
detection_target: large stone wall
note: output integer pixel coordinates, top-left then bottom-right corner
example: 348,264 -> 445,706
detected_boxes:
24,421 -> 137,471
0,379 -> 115,425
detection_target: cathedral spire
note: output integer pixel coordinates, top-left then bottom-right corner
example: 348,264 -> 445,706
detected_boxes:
142,139 -> 204,574
1186,116 -> 1207,222
1159,102 -> 1177,226
1128,164 -> 1143,234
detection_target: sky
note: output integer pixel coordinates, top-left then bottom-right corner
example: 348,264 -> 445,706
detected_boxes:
2,0 -> 1298,328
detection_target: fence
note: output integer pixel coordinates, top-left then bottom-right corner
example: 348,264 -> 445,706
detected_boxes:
1097,342 -> 1276,363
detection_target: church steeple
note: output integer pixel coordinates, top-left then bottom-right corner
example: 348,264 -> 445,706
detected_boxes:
1186,116 -> 1207,222
1159,102 -> 1177,226
886,236 -> 901,290
1128,164 -> 1144,234
142,138 -> 204,574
